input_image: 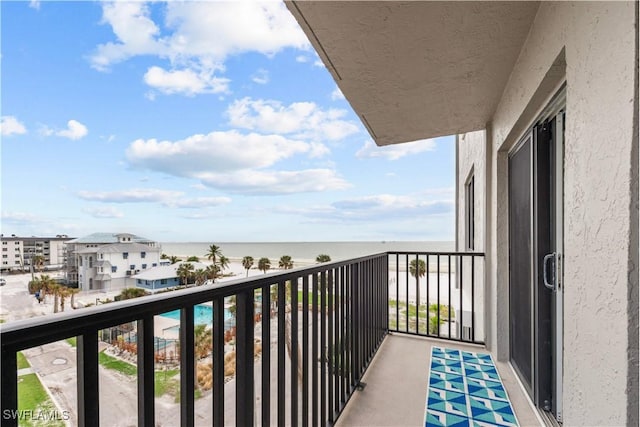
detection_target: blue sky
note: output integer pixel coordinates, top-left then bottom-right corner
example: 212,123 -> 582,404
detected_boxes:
1,1 -> 455,242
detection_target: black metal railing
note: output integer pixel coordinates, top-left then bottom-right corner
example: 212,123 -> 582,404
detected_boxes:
387,251 -> 485,344
0,253 -> 388,427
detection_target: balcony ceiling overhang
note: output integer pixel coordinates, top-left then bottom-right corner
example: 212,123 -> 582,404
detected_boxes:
287,1 -> 540,146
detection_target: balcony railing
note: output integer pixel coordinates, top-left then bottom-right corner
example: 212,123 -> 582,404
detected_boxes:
387,251 -> 485,344
0,251 -> 483,426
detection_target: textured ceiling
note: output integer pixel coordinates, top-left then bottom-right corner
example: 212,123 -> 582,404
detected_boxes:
287,1 -> 540,145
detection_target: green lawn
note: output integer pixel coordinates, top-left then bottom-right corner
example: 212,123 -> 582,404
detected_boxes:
96,354 -> 202,401
66,337 -> 77,347
98,351 -> 137,376
17,352 -> 30,370
18,373 -> 65,427
155,369 -> 180,397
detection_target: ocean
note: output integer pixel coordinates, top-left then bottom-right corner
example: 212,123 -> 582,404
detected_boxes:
160,241 -> 454,263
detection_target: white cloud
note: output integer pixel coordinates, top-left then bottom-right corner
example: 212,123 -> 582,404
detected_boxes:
124,126 -> 348,195
276,193 -> 453,222
1,211 -> 38,223
83,206 -> 124,218
295,55 -> 308,63
90,2 -> 164,71
77,188 -> 183,204
331,88 -> 345,101
1,116 -> 27,136
56,120 -> 88,140
167,196 -> 231,209
197,169 -> 349,195
356,139 -> 436,160
90,2 -> 310,94
144,66 -> 230,96
126,130 -> 318,176
227,97 -> 360,141
29,0 -> 40,10
77,188 -> 232,209
251,68 -> 269,85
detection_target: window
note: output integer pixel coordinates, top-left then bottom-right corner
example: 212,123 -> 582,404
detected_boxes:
465,173 -> 475,251
152,263 -> 157,267
112,266 -> 117,273
161,279 -> 167,285
130,264 -> 135,270
123,252 -> 129,259
141,252 -> 146,258
2,248 -> 6,252
142,264 -> 147,269
2,255 -> 7,259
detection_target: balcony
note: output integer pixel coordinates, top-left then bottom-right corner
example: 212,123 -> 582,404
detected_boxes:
0,252 -> 536,426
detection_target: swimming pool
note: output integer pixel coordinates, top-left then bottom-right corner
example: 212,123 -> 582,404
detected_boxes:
160,304 -> 232,325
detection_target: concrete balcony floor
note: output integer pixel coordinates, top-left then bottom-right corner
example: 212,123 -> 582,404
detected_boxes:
336,334 -> 542,427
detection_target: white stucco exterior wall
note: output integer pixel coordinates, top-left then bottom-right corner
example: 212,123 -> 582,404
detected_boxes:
484,2 -> 638,425
456,131 -> 487,343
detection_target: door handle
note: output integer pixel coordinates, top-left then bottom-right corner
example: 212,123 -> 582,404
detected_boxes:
543,252 -> 556,291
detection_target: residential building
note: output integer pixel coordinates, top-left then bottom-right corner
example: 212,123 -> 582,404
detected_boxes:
0,234 -> 73,273
287,1 -> 638,425
133,261 -> 208,293
66,232 -> 162,291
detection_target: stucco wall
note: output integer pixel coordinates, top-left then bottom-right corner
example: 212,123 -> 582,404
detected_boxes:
487,2 -> 638,425
456,131 -> 487,344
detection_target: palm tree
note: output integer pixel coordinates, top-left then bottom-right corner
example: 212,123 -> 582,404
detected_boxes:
279,255 -> 294,270
316,254 -> 331,263
169,255 -> 181,264
194,324 -> 212,359
119,288 -> 148,300
218,255 -> 230,273
186,256 -> 200,262
34,274 -> 56,306
205,244 -> 223,265
194,269 -> 207,286
69,288 -> 80,309
176,263 -> 195,286
59,286 -> 71,312
50,283 -> 61,313
161,253 -> 169,260
409,258 -> 426,282
205,264 -> 220,283
258,257 -> 271,274
32,255 -> 45,273
242,256 -> 254,277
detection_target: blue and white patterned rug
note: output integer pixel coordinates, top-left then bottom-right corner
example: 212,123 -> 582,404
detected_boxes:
425,346 -> 519,426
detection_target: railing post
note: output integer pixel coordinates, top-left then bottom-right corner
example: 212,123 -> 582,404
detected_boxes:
213,296 -> 225,427
180,307 -> 195,427
1,347 -> 18,427
137,315 -> 155,426
277,281 -> 286,425
236,289 -> 255,426
77,330 -> 99,427
261,285 -> 271,427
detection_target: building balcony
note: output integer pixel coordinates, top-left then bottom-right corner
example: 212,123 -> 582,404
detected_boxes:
1,252 -> 536,426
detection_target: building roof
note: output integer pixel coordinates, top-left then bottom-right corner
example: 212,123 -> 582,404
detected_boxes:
75,242 -> 160,255
1,235 -> 74,242
133,261 -> 208,281
68,232 -> 155,244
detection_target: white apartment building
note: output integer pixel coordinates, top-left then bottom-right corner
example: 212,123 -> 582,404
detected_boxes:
66,232 -> 162,291
0,235 -> 73,273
